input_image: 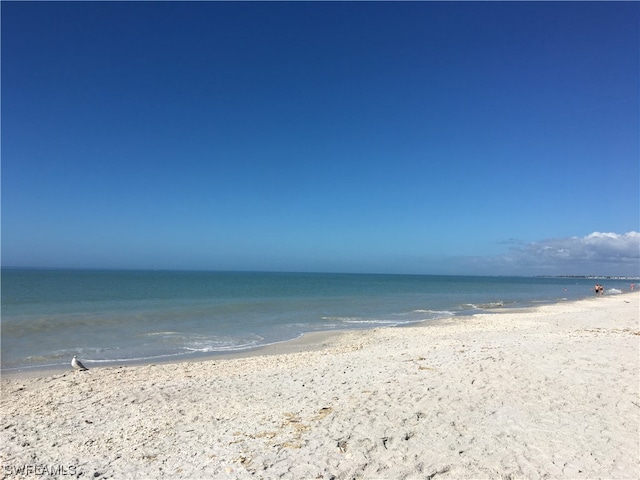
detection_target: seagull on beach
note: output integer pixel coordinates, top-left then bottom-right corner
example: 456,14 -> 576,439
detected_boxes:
71,355 -> 89,371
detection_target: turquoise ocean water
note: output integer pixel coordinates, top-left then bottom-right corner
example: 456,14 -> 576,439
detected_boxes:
1,269 -> 634,372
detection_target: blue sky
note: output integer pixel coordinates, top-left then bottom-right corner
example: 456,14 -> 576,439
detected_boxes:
2,2 -> 639,276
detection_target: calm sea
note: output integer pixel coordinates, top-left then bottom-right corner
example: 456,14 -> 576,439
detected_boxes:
1,269 -> 633,372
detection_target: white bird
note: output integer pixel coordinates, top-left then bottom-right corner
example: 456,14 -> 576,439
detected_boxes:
71,355 -> 88,371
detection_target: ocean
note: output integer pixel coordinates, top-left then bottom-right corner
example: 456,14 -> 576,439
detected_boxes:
1,269 -> 634,372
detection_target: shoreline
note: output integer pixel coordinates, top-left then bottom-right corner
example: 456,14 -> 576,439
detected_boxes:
0,291 -> 637,378
2,292 -> 638,479
2,290 -> 634,381
0,329 -> 363,380
4,270 -> 636,378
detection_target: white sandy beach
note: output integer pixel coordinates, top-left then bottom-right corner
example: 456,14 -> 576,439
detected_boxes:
1,293 -> 638,479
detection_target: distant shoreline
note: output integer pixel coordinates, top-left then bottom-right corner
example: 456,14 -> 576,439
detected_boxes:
0,265 -> 640,281
3,265 -> 639,280
536,275 -> 640,280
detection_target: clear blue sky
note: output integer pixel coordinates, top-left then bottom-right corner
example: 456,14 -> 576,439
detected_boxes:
2,2 -> 639,276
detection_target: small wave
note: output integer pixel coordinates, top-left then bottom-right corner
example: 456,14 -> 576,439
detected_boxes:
140,331 -> 181,337
2,351 -> 193,371
319,316 -> 399,328
485,302 -> 505,308
409,309 -> 455,317
182,337 -> 264,352
155,332 -> 265,353
459,304 -> 477,310
341,319 -> 399,325
2,361 -> 67,372
322,316 -> 406,327
321,316 -> 363,322
606,288 -> 622,295
81,351 -> 190,363
391,309 -> 453,317
458,302 -> 506,311
47,332 -> 268,364
477,301 -> 505,309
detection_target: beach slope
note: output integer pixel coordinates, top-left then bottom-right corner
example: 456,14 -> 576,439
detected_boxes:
2,293 -> 638,479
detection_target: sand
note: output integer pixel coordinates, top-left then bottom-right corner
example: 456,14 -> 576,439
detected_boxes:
1,292 -> 638,479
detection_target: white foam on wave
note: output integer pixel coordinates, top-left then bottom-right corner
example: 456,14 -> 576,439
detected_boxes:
460,302 -> 505,310
341,319 -> 400,325
409,309 -> 455,317
141,331 -> 181,337
322,316 -> 410,327
182,340 -> 262,353
164,332 -> 265,352
80,351 -> 189,363
321,310 -> 455,329
322,316 -> 360,322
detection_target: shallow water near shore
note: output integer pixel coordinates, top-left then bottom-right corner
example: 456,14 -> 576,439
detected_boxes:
1,269 -> 634,372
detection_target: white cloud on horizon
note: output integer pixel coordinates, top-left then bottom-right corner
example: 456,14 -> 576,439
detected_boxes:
491,231 -> 640,276
423,231 -> 640,276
